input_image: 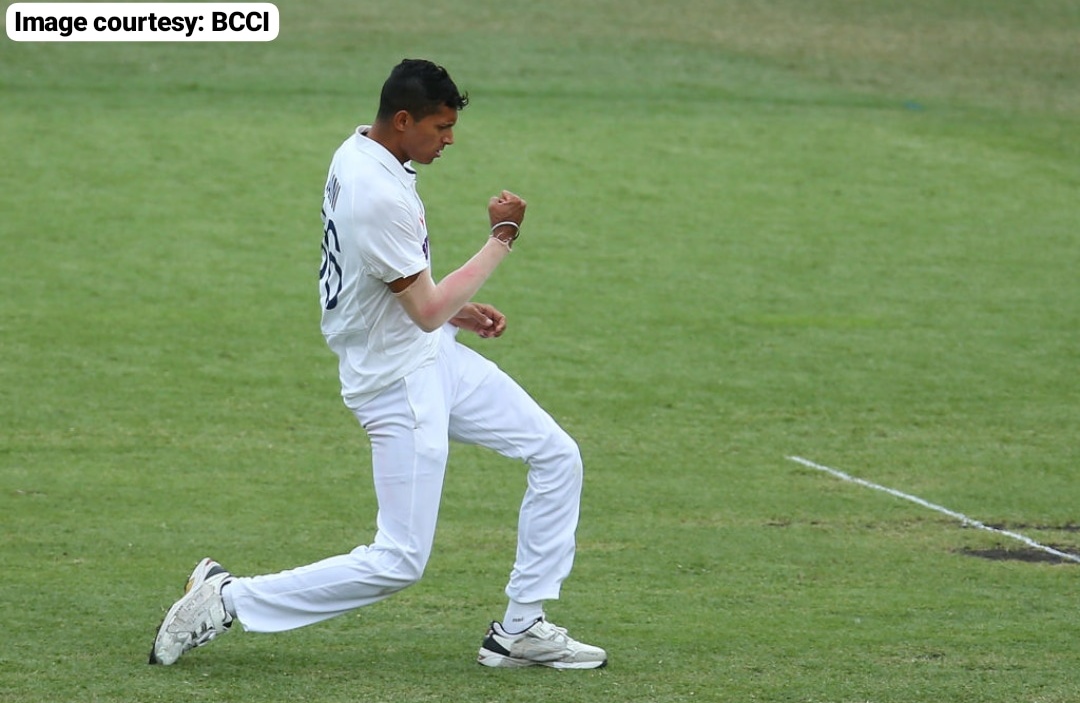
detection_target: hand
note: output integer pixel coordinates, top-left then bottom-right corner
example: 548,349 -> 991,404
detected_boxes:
450,302 -> 507,338
488,190 -> 526,232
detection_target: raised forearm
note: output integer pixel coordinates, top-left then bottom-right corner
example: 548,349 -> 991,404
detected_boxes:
395,238 -> 510,332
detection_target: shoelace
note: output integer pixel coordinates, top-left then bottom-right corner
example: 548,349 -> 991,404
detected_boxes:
535,622 -> 569,642
190,621 -> 222,648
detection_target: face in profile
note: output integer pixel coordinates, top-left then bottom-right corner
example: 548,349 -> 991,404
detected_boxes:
401,104 -> 458,165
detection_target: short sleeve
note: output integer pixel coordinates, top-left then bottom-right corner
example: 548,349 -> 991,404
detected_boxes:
357,193 -> 429,283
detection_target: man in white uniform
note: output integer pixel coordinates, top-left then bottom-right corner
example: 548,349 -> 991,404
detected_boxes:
149,59 -> 606,670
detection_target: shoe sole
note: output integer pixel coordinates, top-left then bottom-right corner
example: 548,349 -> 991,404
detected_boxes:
477,647 -> 608,670
148,558 -> 217,665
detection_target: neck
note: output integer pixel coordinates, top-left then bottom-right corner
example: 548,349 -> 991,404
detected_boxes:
365,121 -> 407,163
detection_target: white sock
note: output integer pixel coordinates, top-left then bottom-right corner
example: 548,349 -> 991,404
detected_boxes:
502,600 -> 544,634
221,580 -> 238,619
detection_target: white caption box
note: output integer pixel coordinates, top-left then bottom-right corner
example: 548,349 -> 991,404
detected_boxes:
6,3 -> 279,41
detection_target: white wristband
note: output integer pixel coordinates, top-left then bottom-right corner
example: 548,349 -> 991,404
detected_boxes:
490,221 -> 520,250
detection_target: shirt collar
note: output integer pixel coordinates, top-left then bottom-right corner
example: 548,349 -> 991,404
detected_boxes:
352,125 -> 417,185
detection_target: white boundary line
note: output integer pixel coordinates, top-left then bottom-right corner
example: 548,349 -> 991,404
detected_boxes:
788,455 -> 1080,564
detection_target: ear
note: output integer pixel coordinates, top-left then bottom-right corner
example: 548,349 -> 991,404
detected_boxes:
392,110 -> 411,132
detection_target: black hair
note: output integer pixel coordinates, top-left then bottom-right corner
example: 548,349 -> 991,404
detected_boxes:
376,59 -> 469,121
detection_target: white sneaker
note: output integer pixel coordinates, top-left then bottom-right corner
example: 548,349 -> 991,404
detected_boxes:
148,558 -> 234,665
477,618 -> 607,669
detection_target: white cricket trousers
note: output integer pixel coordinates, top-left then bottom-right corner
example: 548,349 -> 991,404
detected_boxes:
227,329 -> 583,632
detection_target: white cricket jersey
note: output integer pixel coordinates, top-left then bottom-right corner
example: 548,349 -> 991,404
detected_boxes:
319,126 -> 440,408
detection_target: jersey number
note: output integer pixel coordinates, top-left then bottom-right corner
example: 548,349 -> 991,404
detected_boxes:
320,206 -> 342,310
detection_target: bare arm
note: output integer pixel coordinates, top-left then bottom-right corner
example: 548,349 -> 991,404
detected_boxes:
392,240 -> 509,332
391,190 -> 525,332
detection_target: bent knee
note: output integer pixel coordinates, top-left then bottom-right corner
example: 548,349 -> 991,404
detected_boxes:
549,429 -> 582,468
531,428 -> 583,485
386,562 -> 426,590
387,547 -> 430,587
349,544 -> 430,591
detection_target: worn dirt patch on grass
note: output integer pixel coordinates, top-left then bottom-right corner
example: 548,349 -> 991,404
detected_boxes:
959,544 -> 1075,565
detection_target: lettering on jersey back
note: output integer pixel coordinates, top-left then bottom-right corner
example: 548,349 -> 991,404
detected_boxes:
325,173 -> 341,211
320,205 -> 342,310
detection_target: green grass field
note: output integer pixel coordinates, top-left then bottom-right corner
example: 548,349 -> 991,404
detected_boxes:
2,1 -> 1079,701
